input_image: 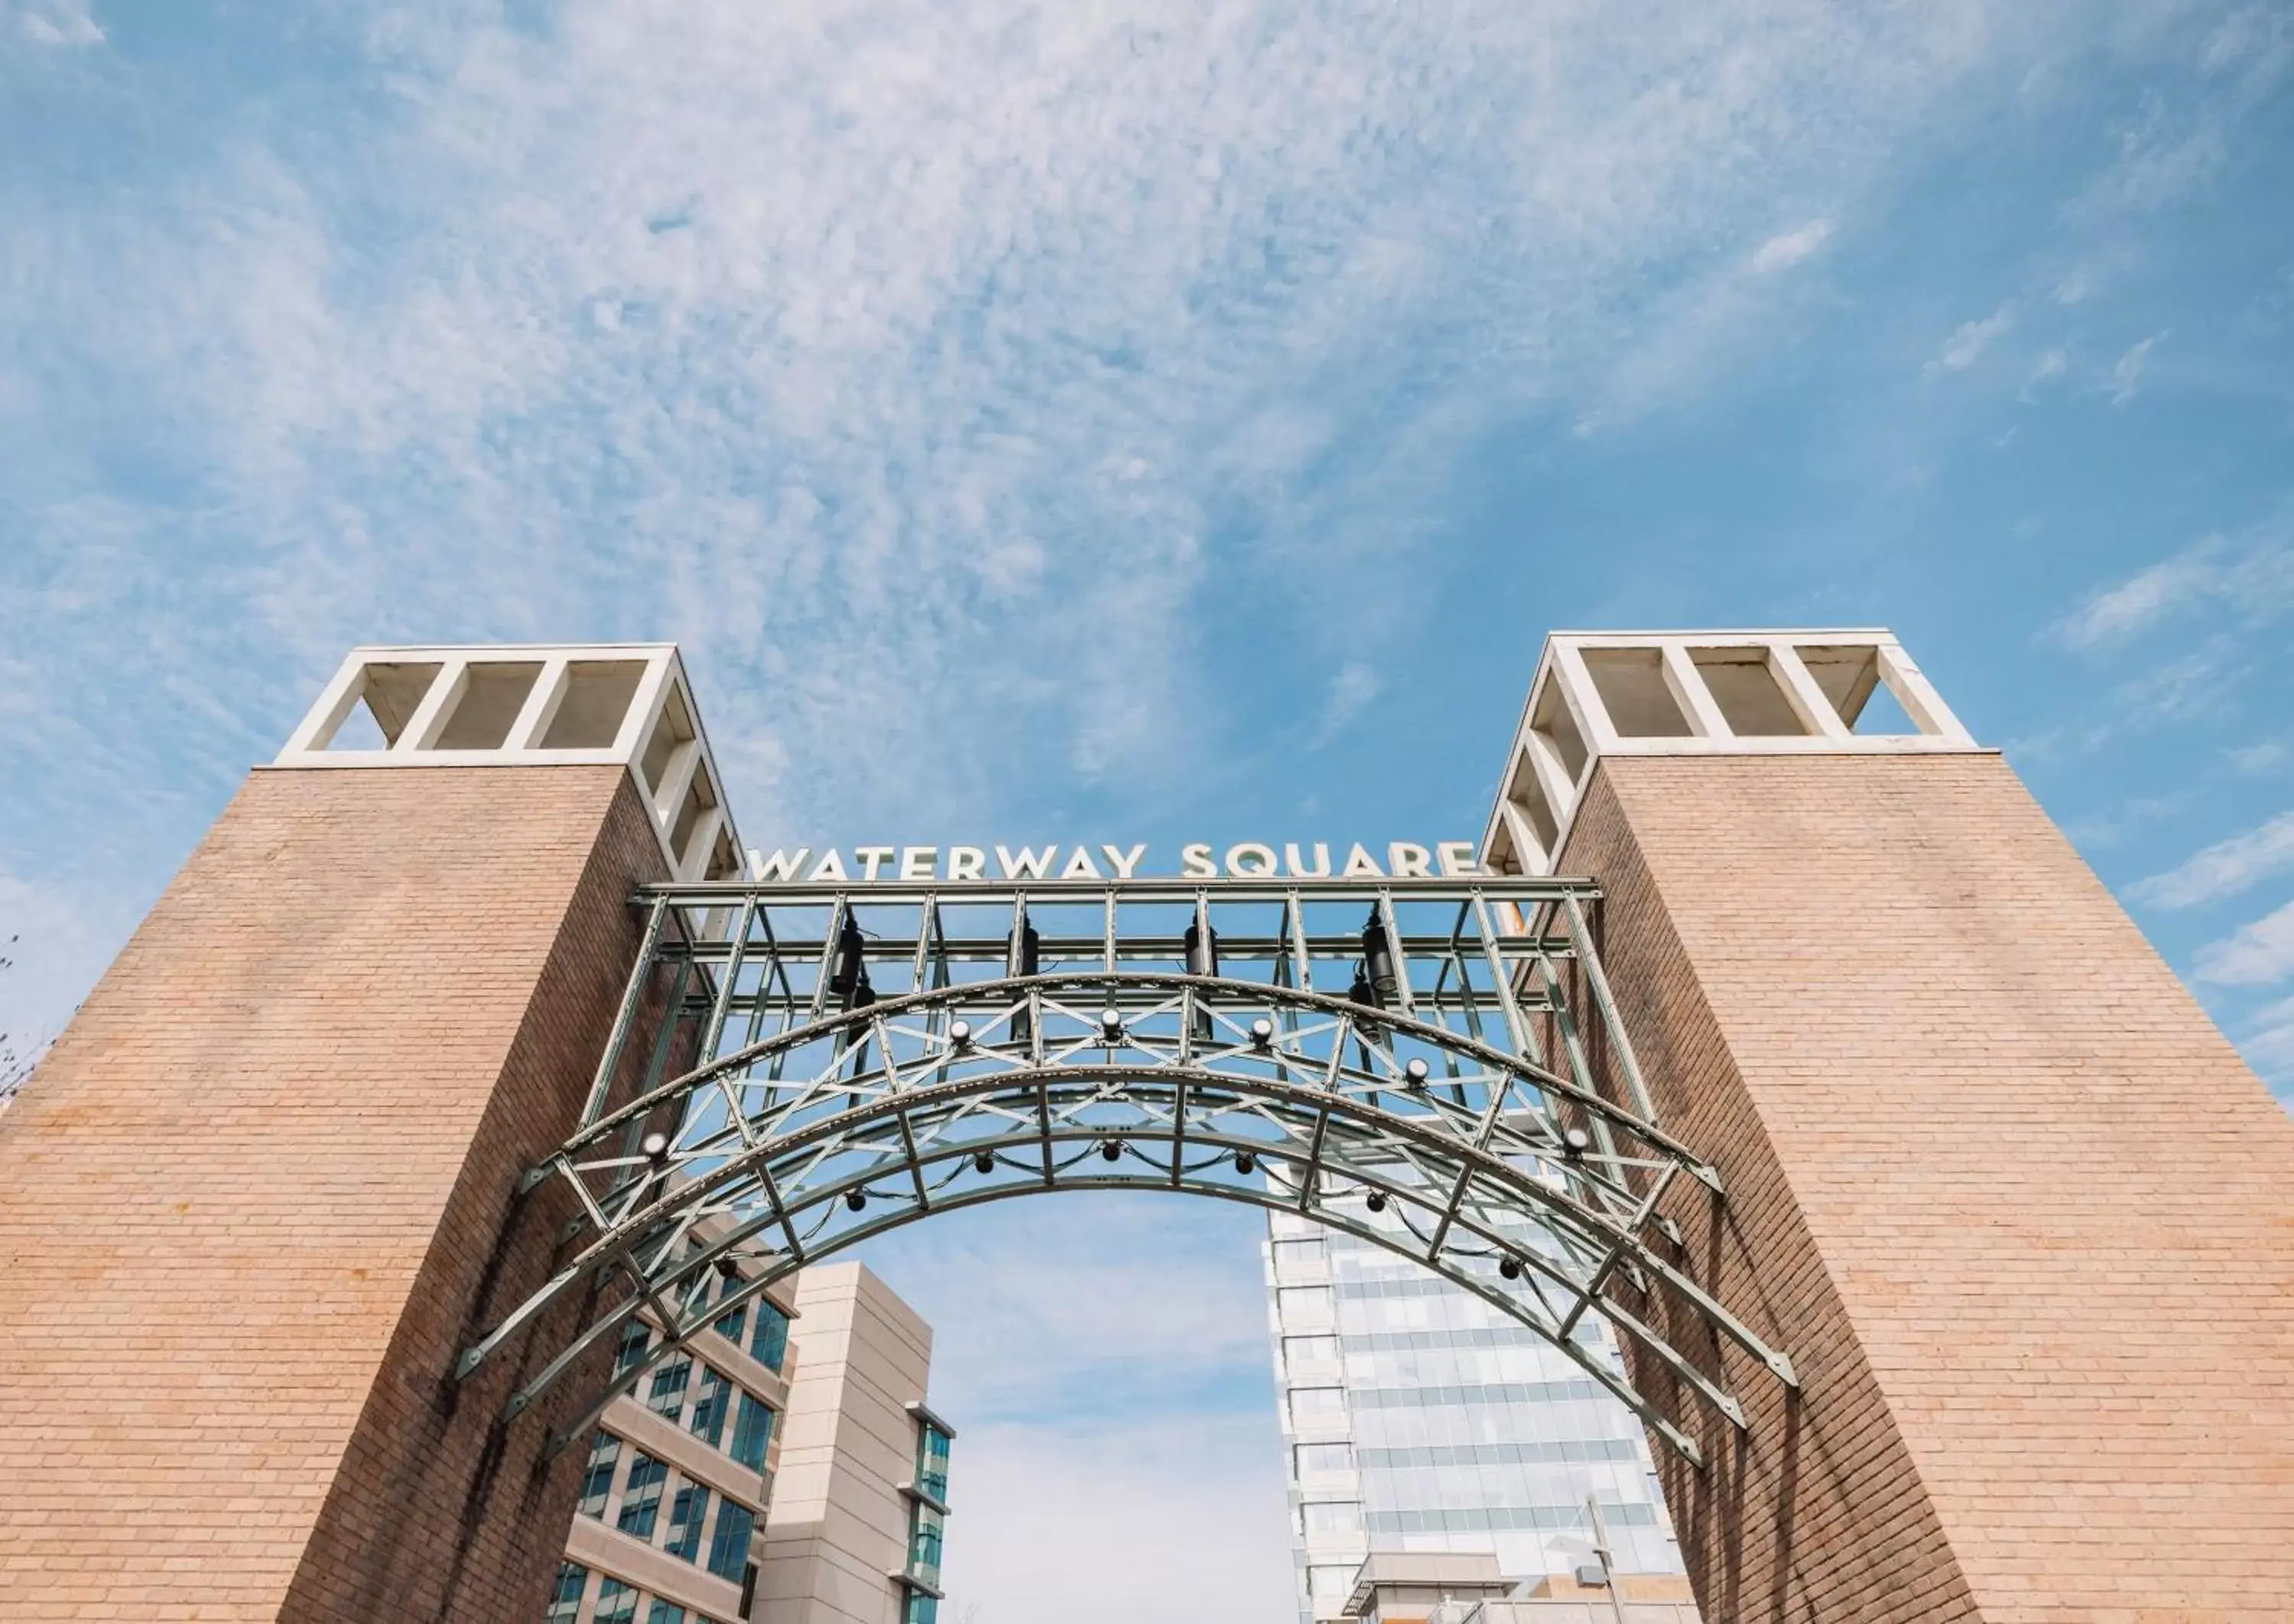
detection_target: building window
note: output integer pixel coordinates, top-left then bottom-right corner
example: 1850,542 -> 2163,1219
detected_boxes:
1282,1335 -> 1340,1371
1288,1386 -> 1346,1424
903,1593 -> 939,1624
1294,1442 -> 1354,1475
615,1320 -> 651,1376
1308,1565 -> 1356,1610
713,1300 -> 746,1345
666,1482 -> 711,1561
915,1421 -> 952,1505
617,1453 -> 668,1540
643,1604 -> 687,1624
1275,1285 -> 1334,1325
579,1432 -> 620,1519
749,1299 -> 791,1371
544,1563 -> 586,1623
731,1392 -> 775,1471
707,1499 -> 755,1582
689,1365 -> 730,1448
1302,1501 -> 1364,1535
648,1354 -> 692,1422
906,1499 -> 946,1586
594,1578 -> 639,1624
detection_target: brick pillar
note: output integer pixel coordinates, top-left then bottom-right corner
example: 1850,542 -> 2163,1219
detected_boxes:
1561,754 -> 2294,1623
0,765 -> 670,1621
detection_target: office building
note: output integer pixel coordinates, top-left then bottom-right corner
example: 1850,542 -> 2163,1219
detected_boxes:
546,1259 -> 949,1624
1266,1196 -> 1688,1624
759,1262 -> 954,1624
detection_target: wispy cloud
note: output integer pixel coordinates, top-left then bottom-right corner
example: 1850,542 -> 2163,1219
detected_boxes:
2053,525 -> 2294,650
2195,898 -> 2294,986
1930,307 -> 2013,372
2129,810 -> 2294,908
2108,330 -> 2166,404
5,0 -> 102,47
1314,661 -> 1381,747
1748,219 -> 1834,274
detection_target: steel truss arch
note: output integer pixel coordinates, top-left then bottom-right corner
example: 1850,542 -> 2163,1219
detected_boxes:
463,957 -> 1797,1468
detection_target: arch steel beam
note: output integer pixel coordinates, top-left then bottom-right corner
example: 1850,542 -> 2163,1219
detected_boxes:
463,957 -> 1795,1468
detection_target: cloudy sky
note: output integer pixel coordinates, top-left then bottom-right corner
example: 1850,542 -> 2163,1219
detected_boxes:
5,2 -> 2292,1619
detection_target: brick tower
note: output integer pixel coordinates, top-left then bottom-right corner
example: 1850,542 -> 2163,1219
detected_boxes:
0,645 -> 742,1621
1480,630 -> 2294,1623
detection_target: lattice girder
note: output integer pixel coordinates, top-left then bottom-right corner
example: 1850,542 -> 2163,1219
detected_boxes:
458,879 -> 1797,1468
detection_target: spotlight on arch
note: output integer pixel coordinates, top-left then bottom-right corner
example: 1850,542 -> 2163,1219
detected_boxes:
1498,1255 -> 1522,1281
947,1020 -> 973,1051
1404,1057 -> 1430,1089
641,1132 -> 671,1164
1365,1190 -> 1387,1213
1233,1151 -> 1256,1175
1561,1125 -> 1592,1159
1100,1138 -> 1123,1163
1249,1017 -> 1275,1050
973,1149 -> 994,1174
1099,1007 -> 1123,1040
844,1189 -> 866,1213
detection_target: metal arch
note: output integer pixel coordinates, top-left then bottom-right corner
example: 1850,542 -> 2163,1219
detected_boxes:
461,959 -> 1797,1467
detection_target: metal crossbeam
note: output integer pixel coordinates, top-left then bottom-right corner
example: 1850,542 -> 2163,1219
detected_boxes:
463,875 -> 1794,1466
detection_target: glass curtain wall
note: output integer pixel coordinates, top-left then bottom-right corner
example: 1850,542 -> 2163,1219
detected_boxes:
1265,1191 -> 1686,1624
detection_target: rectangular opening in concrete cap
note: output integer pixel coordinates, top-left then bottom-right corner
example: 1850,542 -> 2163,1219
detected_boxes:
1581,648 -> 1694,739
1688,647 -> 1808,736
1530,674 -> 1589,784
642,685 -> 697,798
543,659 -> 649,749
435,661 -> 544,749
1504,748 -> 1559,859
1797,643 -> 1925,735
324,661 -> 441,749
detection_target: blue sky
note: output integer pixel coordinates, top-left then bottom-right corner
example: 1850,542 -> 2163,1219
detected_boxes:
4,2 -> 2292,1619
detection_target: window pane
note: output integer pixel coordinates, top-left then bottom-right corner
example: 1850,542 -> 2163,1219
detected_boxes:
648,1355 -> 692,1421
1289,1387 -> 1346,1423
689,1366 -> 729,1448
645,1604 -> 688,1624
594,1579 -> 639,1624
615,1320 -> 651,1376
707,1499 -> 755,1582
750,1301 -> 791,1370
731,1393 -> 775,1472
544,1563 -> 586,1624
907,1501 -> 945,1585
666,1483 -> 711,1561
713,1301 -> 747,1345
915,1421 -> 951,1504
579,1432 -> 619,1519
617,1453 -> 667,1540
904,1593 -> 940,1624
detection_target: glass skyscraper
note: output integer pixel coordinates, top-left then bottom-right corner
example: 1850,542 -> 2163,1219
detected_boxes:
1265,1197 -> 1688,1624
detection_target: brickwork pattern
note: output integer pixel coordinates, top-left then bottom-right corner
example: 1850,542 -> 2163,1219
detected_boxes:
0,765 -> 671,1621
1563,754 -> 2294,1624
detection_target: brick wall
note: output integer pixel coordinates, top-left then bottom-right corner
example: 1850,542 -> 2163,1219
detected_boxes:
0,765 -> 671,1621
1561,753 -> 2294,1623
